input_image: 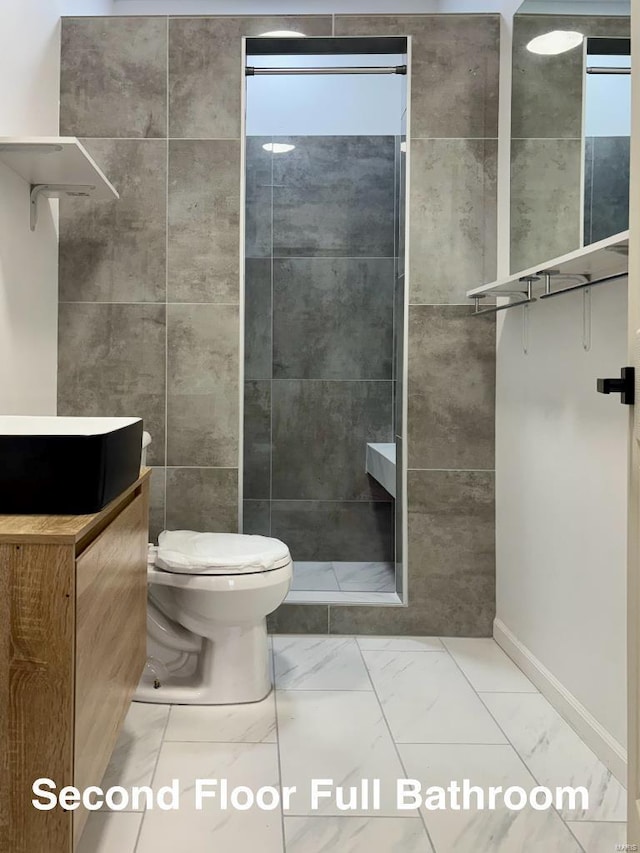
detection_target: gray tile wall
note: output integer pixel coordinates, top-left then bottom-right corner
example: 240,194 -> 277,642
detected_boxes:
59,13 -> 499,638
584,136 -> 630,245
271,14 -> 499,636
58,15 -> 332,543
243,136 -> 397,562
510,14 -> 630,272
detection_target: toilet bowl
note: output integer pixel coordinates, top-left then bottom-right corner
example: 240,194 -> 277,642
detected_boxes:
134,530 -> 292,705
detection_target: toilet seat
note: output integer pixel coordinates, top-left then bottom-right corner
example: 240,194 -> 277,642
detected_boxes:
155,530 -> 291,576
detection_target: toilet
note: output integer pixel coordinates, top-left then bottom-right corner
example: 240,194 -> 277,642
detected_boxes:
135,434 -> 291,705
134,530 -> 292,705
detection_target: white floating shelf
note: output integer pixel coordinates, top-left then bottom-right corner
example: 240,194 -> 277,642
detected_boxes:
467,230 -> 629,303
0,137 -> 119,230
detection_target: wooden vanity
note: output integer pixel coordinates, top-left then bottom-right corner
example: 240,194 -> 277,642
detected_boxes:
0,469 -> 150,853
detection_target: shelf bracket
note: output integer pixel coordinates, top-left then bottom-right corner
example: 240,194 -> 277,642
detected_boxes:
29,183 -> 95,231
472,277 -> 538,316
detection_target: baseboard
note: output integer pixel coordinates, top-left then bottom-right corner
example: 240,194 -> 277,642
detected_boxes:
493,618 -> 627,785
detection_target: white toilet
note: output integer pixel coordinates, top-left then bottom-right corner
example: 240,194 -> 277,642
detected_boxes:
135,434 -> 291,704
134,530 -> 292,705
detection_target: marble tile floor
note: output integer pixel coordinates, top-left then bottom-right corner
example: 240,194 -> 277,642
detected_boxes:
79,636 -> 626,853
290,561 -> 396,593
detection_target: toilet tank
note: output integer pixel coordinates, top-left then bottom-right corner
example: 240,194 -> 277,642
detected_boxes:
141,431 -> 152,468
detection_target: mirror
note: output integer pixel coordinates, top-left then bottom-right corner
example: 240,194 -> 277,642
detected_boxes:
510,0 -> 630,273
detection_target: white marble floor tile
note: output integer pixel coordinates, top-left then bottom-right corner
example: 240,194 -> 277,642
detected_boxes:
441,638 -> 538,693
284,816 -> 433,853
164,693 -> 277,743
77,812 -> 142,853
363,650 -> 507,744
333,562 -> 395,592
399,743 -> 582,853
277,689 -> 406,816
292,562 -> 340,591
135,741 -> 283,853
274,636 -> 372,691
480,692 -> 626,821
357,637 -> 445,652
566,820 -> 627,851
101,703 -> 170,809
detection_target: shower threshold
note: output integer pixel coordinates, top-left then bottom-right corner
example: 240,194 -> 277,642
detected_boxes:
285,561 -> 402,606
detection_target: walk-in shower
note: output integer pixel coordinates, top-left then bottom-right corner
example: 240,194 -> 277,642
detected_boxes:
241,36 -> 408,604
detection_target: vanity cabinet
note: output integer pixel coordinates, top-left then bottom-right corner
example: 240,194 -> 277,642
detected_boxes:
0,469 -> 150,853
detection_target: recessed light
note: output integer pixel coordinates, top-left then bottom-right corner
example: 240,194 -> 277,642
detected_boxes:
262,143 -> 296,154
526,30 -> 583,56
258,30 -> 306,38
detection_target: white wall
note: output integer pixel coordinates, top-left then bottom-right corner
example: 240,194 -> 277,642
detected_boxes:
108,0 -> 521,14
247,54 -> 405,136
0,2 -> 70,414
495,280 -> 628,755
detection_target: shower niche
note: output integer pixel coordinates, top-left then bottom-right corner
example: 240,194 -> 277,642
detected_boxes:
241,35 -> 408,605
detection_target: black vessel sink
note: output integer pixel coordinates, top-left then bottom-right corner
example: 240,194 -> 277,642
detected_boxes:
0,416 -> 143,514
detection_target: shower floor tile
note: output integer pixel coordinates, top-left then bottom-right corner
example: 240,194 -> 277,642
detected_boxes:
83,636 -> 627,853
291,561 -> 395,593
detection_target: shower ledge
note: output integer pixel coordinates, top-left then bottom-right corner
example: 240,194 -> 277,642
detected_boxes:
366,442 -> 396,498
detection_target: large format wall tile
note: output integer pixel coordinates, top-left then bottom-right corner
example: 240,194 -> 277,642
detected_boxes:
243,381 -> 271,499
244,259 -> 272,382
408,305 -> 495,470
59,139 -> 166,303
407,469 -> 495,579
409,138 -> 497,303
511,15 -> 630,140
511,138 -> 582,273
166,468 -> 238,532
246,137 -> 273,260
58,303 -> 166,466
334,15 -> 500,139
273,258 -> 394,381
169,17 -> 332,139
589,135 -> 630,244
167,304 -> 239,467
243,500 -> 270,536
272,137 -> 395,257
271,501 -> 394,562
148,467 -> 166,543
60,18 -> 167,138
267,604 -> 329,634
168,140 -> 241,303
329,573 -> 495,637
272,380 -> 392,501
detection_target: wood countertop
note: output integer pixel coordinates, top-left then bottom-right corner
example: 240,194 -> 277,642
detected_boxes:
0,467 -> 151,545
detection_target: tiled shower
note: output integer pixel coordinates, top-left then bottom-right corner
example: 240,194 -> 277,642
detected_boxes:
243,134 -> 402,592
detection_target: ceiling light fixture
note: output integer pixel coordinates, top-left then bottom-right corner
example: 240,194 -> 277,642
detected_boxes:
526,30 -> 583,56
258,30 -> 306,38
262,143 -> 296,154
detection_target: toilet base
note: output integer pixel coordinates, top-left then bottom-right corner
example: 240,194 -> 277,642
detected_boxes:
133,619 -> 271,705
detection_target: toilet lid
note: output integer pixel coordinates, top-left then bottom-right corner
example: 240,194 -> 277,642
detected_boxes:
155,530 -> 291,575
